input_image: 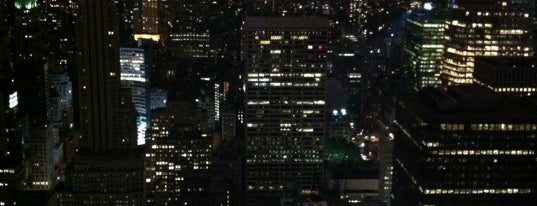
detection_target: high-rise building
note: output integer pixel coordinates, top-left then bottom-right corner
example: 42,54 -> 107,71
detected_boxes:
441,0 -> 534,84
162,0 -> 213,58
56,0 -> 144,205
330,35 -> 361,129
75,0 -> 125,151
243,17 -> 328,203
145,101 -> 212,205
221,110 -> 236,141
120,47 -> 149,145
24,125 -> 62,191
348,0 -> 368,36
392,85 -> 536,205
403,10 -> 445,89
141,0 -> 159,35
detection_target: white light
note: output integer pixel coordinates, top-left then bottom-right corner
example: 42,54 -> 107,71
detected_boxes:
424,2 -> 433,10
332,110 -> 338,116
340,108 -> 347,116
9,92 -> 18,108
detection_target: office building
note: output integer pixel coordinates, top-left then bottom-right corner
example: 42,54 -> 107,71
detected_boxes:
141,0 -> 159,35
24,125 -> 62,191
330,35 -> 361,131
56,150 -> 145,206
403,10 -> 445,89
392,86 -> 536,205
162,0 -> 213,58
441,0 -> 534,84
243,17 -> 328,203
120,47 -> 149,145
247,0 -> 324,16
145,101 -> 212,205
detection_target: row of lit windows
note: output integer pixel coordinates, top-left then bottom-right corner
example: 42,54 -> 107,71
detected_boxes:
248,72 -> 322,78
431,149 -> 534,156
247,100 -> 324,105
250,82 -> 320,87
471,124 -> 537,131
494,87 -> 536,93
424,188 -> 531,195
246,158 -> 322,164
0,169 -> 15,174
440,123 -> 537,131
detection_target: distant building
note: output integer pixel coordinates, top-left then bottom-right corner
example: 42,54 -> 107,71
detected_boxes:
146,101 -> 212,205
327,161 -> 381,205
441,0 -> 534,84
243,17 -> 328,203
392,85 -> 536,205
141,0 -> 159,34
120,47 -> 150,145
150,89 -> 167,110
403,10 -> 445,89
331,35 -> 362,124
221,110 -> 236,141
24,125 -> 62,191
162,0 -> 213,58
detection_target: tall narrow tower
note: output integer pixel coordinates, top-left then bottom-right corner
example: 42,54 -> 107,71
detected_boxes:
243,17 -> 328,203
76,0 -> 123,151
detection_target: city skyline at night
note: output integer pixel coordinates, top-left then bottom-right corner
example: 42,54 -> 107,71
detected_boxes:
0,0 -> 535,205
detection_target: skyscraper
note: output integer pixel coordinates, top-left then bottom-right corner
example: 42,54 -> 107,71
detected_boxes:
56,0 -> 144,204
75,0 -> 125,151
120,47 -> 149,145
441,0 -> 534,84
403,10 -> 445,89
243,17 -> 328,203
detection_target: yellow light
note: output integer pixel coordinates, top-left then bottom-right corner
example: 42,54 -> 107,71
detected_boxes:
260,40 -> 271,45
134,34 -> 160,41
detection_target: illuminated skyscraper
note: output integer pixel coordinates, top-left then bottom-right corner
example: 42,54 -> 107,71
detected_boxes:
120,47 -> 149,145
403,10 -> 445,89
441,0 -> 534,84
243,17 -> 328,203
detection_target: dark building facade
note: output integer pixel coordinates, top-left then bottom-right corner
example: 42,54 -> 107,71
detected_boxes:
474,57 -> 537,94
392,86 -> 536,205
